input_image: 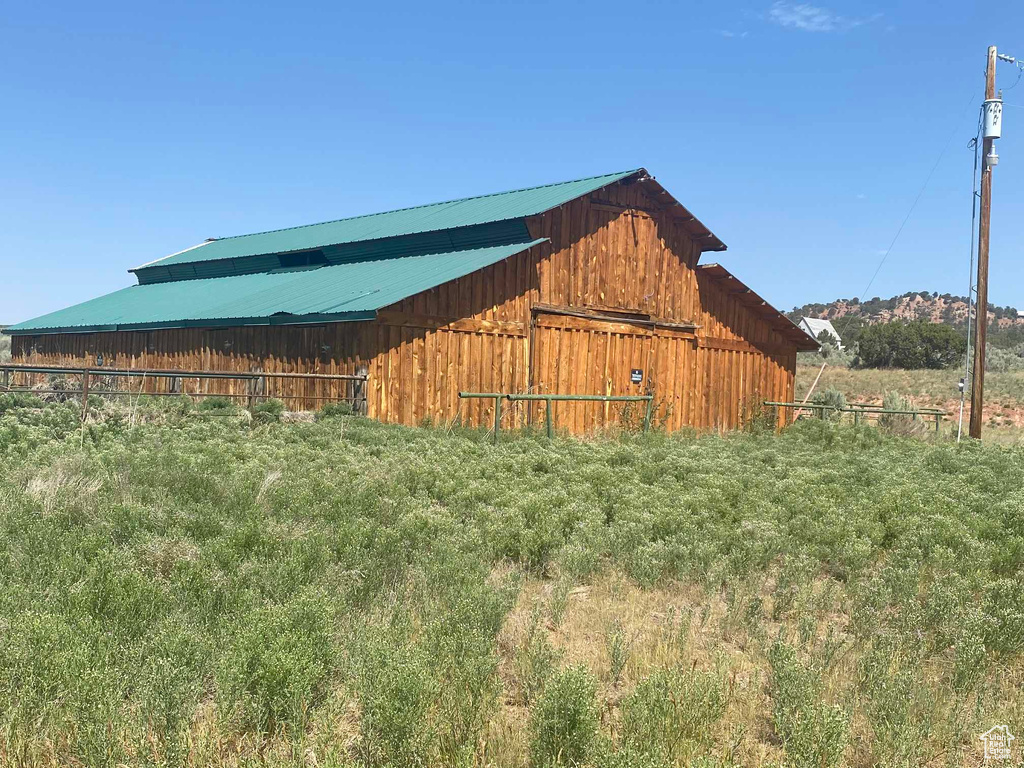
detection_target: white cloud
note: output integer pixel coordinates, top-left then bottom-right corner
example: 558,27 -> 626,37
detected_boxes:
719,29 -> 750,38
856,193 -> 866,200
767,2 -> 880,32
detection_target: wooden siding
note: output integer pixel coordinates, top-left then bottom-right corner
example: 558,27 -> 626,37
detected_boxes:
523,179 -> 701,321
11,181 -> 798,433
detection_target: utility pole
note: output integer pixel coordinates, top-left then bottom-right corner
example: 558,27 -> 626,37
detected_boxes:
969,46 -> 1000,439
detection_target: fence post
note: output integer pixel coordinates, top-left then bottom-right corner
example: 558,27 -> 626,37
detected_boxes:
935,413 -> 941,433
1,368 -> 8,391
545,397 -> 553,439
80,369 -> 91,422
247,375 -> 257,411
643,396 -> 654,433
354,366 -> 368,415
492,395 -> 502,444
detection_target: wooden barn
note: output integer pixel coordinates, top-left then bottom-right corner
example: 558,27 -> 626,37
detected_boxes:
8,169 -> 817,432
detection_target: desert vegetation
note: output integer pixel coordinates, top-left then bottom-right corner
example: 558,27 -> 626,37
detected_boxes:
0,397 -> 1022,766
854,321 -> 967,370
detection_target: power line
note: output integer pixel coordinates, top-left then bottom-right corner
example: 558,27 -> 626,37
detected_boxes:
803,91 -> 977,422
834,91 -> 977,343
999,56 -> 1024,90
958,106 -> 984,442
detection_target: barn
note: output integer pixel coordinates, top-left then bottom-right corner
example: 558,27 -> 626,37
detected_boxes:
8,168 -> 817,433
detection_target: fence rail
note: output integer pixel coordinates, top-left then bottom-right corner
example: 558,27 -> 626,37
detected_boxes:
459,392 -> 654,441
0,364 -> 368,421
765,401 -> 946,432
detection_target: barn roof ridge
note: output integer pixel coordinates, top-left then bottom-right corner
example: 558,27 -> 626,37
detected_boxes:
214,169 -> 644,243
133,169 -> 644,272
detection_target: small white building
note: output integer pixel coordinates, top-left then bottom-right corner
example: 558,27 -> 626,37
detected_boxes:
798,317 -> 843,349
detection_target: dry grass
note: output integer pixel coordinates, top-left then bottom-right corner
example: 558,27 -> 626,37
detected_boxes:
490,573 -> 783,767
484,569 -> 1019,768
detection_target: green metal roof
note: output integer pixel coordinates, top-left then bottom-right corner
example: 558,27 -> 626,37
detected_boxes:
136,169 -> 640,270
10,240 -> 545,334
135,219 -> 533,285
12,168 -> 731,336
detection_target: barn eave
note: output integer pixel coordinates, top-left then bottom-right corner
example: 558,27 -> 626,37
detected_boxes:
698,263 -> 819,350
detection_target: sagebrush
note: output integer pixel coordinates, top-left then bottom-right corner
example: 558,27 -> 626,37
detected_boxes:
0,401 -> 1022,766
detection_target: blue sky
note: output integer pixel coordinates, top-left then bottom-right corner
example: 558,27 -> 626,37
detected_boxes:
2,0 -> 1022,323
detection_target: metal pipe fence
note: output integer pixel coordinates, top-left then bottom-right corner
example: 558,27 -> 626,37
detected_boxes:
459,392 -> 654,442
765,401 -> 947,432
0,364 -> 369,421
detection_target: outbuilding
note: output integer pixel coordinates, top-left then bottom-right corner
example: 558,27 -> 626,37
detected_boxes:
9,169 -> 817,432
797,317 -> 843,349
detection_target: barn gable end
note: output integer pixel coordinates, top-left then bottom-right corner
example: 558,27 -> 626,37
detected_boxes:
9,170 -> 815,433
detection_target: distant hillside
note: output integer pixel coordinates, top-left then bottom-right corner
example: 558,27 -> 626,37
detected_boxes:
788,292 -> 1022,330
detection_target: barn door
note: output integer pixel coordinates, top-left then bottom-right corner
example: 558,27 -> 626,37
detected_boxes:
530,311 -> 653,434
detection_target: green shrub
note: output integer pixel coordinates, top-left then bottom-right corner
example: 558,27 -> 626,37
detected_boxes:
197,395 -> 237,412
810,386 -> 846,422
317,401 -> 354,419
743,397 -> 778,434
252,398 -> 286,423
0,392 -> 45,413
162,394 -> 196,416
857,321 -> 965,369
857,636 -> 933,765
803,329 -> 857,368
814,329 -> 835,350
215,598 -> 334,732
985,343 -> 1024,372
1,398 -> 1024,764
517,607 -> 562,704
605,620 -> 632,685
767,641 -> 848,768
619,667 -> 728,762
357,641 -> 438,767
530,665 -> 599,767
877,391 -> 923,436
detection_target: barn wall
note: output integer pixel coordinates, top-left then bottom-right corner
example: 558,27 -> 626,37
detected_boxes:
9,325 -> 374,407
361,248 -> 534,426
519,181 -> 796,432
689,271 -> 798,431
9,250 -> 536,424
10,181 -> 799,432
523,180 -> 701,320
